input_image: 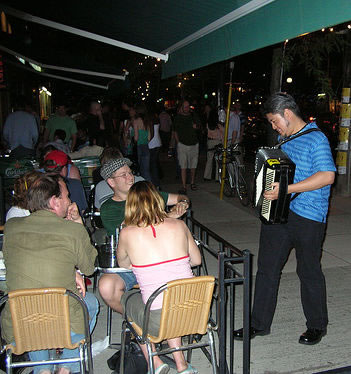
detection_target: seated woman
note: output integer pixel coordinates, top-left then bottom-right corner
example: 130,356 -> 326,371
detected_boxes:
117,181 -> 201,374
6,170 -> 42,221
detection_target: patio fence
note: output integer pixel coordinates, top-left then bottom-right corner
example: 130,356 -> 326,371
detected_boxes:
185,210 -> 252,374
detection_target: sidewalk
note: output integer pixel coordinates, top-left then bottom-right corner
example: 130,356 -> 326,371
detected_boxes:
91,153 -> 351,374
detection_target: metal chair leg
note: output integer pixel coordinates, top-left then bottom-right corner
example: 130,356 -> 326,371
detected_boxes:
78,344 -> 85,374
208,327 -> 218,374
187,334 -> 193,362
120,320 -> 128,374
146,341 -> 155,374
87,340 -> 94,374
107,305 -> 112,346
6,349 -> 12,374
93,271 -> 98,293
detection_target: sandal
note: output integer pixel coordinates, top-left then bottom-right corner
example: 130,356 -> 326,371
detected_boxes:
148,363 -> 170,374
178,363 -> 199,373
190,184 -> 198,191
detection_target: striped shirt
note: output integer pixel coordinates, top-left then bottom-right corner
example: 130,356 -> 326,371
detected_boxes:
281,122 -> 336,223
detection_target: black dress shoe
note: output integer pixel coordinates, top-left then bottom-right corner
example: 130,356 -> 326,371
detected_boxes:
299,328 -> 326,345
233,327 -> 270,340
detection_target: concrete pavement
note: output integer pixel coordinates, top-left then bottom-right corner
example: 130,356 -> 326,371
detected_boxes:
91,153 -> 351,374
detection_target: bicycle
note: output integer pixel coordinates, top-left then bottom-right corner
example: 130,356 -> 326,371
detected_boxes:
213,144 -> 249,206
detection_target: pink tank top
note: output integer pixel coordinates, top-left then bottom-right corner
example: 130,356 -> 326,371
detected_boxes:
132,255 -> 194,310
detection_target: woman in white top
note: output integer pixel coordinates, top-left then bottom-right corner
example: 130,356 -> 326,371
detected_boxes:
148,110 -> 162,188
6,170 -> 42,221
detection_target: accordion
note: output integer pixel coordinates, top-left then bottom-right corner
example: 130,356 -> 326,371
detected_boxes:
254,148 -> 295,224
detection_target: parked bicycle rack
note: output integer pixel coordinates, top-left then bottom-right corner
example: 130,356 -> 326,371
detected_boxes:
185,210 -> 252,374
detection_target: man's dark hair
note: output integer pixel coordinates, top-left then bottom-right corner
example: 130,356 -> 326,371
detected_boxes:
27,174 -> 63,212
14,95 -> 27,110
43,160 -> 64,174
262,93 -> 302,119
99,146 -> 123,165
54,129 -> 66,141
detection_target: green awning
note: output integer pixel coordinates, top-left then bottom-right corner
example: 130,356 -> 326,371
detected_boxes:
1,0 -> 350,84
162,0 -> 351,78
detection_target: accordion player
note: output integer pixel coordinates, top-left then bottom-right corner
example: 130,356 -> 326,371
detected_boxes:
254,147 -> 296,224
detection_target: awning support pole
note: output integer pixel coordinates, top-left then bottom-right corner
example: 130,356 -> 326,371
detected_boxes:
1,4 -> 168,61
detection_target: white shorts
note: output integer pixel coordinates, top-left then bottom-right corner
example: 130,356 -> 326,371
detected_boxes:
177,142 -> 199,169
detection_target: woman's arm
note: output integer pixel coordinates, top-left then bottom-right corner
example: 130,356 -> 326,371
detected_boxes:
69,164 -> 81,181
116,230 -> 132,269
186,226 -> 201,266
149,123 -> 154,141
133,119 -> 139,142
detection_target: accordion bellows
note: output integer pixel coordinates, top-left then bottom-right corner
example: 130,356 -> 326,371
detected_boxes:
254,148 -> 296,224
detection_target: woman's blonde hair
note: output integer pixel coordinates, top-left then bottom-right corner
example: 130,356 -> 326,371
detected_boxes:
124,181 -> 167,227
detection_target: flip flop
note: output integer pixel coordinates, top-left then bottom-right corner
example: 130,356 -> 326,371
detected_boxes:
190,184 -> 198,191
148,363 -> 170,374
178,363 -> 199,373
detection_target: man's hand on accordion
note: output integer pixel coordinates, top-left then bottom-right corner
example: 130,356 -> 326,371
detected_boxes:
264,182 -> 280,201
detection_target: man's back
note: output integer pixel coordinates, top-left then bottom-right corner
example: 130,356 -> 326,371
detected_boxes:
159,111 -> 172,132
2,210 -> 97,342
3,110 -> 38,150
65,177 -> 88,214
46,114 -> 77,142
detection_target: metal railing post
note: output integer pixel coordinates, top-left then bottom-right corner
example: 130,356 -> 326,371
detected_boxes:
218,249 -> 227,374
242,249 -> 251,374
184,211 -> 251,374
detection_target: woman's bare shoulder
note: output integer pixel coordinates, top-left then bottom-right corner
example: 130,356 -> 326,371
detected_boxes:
164,218 -> 187,230
133,117 -> 143,127
119,225 -> 137,237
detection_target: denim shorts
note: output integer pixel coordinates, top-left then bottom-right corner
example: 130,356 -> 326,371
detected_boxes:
119,271 -> 137,291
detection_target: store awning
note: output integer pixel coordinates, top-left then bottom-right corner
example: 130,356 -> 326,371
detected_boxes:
1,0 -> 350,82
162,0 -> 351,78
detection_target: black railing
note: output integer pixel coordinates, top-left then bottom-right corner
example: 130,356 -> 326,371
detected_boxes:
185,210 -> 252,374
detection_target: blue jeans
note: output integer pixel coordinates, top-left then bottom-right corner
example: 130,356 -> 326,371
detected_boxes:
149,147 -> 160,187
28,292 -> 99,374
137,144 -> 151,181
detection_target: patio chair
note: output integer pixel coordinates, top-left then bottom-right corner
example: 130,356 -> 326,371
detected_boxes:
120,275 -> 217,374
0,287 -> 93,373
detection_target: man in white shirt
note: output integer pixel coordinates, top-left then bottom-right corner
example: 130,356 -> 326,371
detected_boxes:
227,105 -> 241,145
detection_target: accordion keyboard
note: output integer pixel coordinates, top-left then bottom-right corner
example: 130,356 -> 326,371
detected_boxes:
261,169 -> 276,222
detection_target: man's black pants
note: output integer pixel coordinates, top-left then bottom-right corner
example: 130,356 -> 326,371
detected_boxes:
251,210 -> 328,331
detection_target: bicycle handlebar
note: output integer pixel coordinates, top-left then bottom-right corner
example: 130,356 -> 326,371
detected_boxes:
208,143 -> 238,151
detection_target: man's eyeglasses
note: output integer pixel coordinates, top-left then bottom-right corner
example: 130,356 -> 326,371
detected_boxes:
111,172 -> 134,179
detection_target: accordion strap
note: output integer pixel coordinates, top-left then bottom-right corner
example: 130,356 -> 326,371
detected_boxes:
274,127 -> 322,202
276,165 -> 290,212
274,128 -> 322,148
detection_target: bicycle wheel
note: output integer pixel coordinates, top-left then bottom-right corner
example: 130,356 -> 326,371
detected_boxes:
223,163 -> 235,197
236,168 -> 249,206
